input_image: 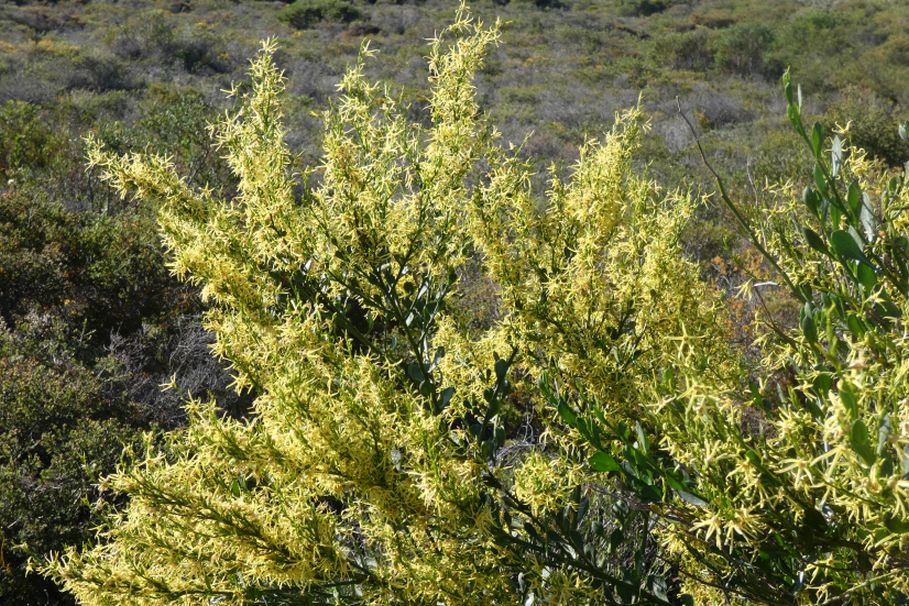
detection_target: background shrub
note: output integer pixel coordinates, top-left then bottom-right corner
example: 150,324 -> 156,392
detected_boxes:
278,0 -> 361,29
711,22 -> 775,78
0,100 -> 52,175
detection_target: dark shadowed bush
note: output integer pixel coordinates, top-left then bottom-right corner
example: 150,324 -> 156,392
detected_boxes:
278,0 -> 361,29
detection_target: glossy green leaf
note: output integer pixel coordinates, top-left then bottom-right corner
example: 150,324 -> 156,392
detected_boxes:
839,386 -> 858,420
857,262 -> 877,292
803,227 -> 828,255
589,451 -> 621,473
850,420 -> 876,466
811,122 -> 824,158
800,304 -> 817,343
557,401 -> 577,428
831,229 -> 866,262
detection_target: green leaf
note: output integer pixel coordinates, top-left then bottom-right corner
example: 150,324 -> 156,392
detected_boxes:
884,513 -> 909,534
850,420 -> 876,466
878,414 -> 893,456
831,229 -> 867,263
676,489 -> 708,509
802,187 -> 819,216
813,373 -> 833,393
406,361 -> 424,384
803,227 -> 828,255
847,181 -> 861,217
811,122 -> 824,158
857,262 -> 877,292
557,401 -> 577,428
439,386 -> 455,409
634,421 -> 649,452
787,102 -> 801,131
846,314 -> 865,339
494,356 -> 509,383
783,69 -> 793,103
663,472 -> 687,493
839,385 -> 858,420
800,304 -> 817,343
589,451 -> 621,473
814,163 -> 828,195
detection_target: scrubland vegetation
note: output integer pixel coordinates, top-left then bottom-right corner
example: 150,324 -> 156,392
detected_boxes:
3,0 -> 909,604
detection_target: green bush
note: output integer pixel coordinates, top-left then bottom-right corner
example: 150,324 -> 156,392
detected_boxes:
618,0 -> 671,17
652,27 -> 713,71
0,100 -> 53,175
826,89 -> 909,168
711,22 -> 775,78
0,326 -> 141,605
277,0 -> 361,29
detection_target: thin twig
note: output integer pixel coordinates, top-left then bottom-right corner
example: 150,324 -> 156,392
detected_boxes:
676,97 -> 805,303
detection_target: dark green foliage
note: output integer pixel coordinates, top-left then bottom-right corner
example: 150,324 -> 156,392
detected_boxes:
0,322 -> 140,605
278,0 -> 361,29
652,27 -> 713,71
826,90 -> 909,168
494,0 -> 565,8
618,0 -> 671,17
0,191 -> 172,338
711,22 -> 775,78
107,10 -> 231,74
0,100 -> 53,175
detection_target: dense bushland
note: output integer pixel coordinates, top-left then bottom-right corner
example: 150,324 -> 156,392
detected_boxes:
37,6 -> 909,605
0,60 -> 245,606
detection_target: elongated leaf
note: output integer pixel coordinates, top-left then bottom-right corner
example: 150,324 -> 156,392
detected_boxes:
884,513 -> 909,534
635,421 -> 649,452
589,451 -> 620,473
800,304 -> 817,343
839,386 -> 858,420
811,122 -> 824,158
803,227 -> 828,255
802,187 -> 819,216
557,401 -> 577,428
857,262 -> 877,292
851,420 -> 876,466
878,414 -> 893,456
847,181 -> 861,217
831,229 -> 867,263
831,136 -> 843,177
676,490 -> 708,509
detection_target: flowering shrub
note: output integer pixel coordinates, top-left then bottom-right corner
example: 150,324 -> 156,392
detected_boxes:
43,6 -> 909,605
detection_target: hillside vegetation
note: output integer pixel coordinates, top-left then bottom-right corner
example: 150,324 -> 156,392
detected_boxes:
2,1 -> 909,604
